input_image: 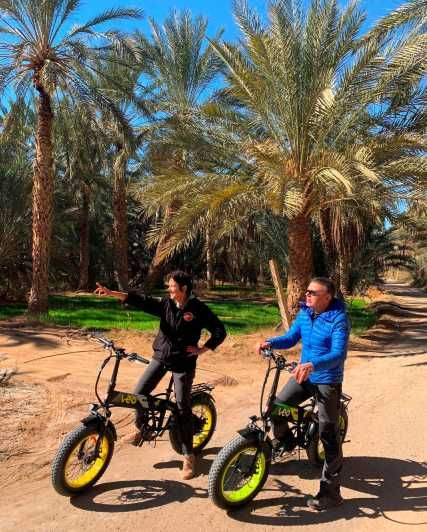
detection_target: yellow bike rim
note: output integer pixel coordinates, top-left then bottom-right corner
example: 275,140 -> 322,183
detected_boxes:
64,433 -> 109,489
220,447 -> 266,503
192,403 -> 213,449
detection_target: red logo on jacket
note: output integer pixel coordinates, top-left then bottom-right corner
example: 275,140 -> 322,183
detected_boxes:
183,312 -> 194,322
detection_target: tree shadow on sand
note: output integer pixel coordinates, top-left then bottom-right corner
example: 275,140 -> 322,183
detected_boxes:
226,456 -> 427,527
0,328 -> 61,349
383,286 -> 427,299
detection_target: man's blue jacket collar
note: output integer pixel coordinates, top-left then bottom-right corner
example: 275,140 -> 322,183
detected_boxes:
299,298 -> 346,322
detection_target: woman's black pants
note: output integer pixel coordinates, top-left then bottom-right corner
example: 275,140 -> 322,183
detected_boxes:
133,358 -> 195,455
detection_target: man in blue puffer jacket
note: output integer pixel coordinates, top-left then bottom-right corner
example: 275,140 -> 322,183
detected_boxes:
257,277 -> 350,511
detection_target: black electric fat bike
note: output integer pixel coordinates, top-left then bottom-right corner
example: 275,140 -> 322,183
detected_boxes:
51,336 -> 217,496
208,348 -> 351,509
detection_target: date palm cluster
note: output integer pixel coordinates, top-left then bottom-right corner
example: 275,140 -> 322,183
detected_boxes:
0,0 -> 426,313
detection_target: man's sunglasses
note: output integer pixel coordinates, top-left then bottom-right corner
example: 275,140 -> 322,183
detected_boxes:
305,289 -> 327,296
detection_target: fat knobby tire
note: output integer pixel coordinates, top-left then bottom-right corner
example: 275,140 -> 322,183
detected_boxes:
208,434 -> 270,509
51,423 -> 115,496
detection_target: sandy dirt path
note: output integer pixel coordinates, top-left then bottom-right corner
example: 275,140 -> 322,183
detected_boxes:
0,283 -> 426,531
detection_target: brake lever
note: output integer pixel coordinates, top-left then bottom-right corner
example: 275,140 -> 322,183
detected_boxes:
286,361 -> 298,372
128,352 -> 149,364
260,348 -> 273,358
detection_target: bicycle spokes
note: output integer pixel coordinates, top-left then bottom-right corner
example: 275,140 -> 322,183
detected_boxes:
193,403 -> 213,447
64,434 -> 109,489
220,447 -> 266,503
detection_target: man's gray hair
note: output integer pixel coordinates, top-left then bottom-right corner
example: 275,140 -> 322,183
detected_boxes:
310,277 -> 336,298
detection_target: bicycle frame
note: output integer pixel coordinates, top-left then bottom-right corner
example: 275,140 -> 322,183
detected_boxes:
92,344 -> 180,435
258,349 -> 298,423
253,349 -> 350,452
87,337 -> 214,451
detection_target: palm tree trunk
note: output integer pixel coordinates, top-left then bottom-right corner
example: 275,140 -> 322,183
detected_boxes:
286,214 -> 313,319
319,209 -> 334,271
338,255 -> 350,297
206,229 -> 214,289
144,206 -> 173,292
113,145 -> 129,291
144,255 -> 165,292
78,182 -> 90,290
319,209 -> 340,288
258,263 -> 265,285
145,150 -> 187,292
332,257 -> 342,297
28,87 -> 54,314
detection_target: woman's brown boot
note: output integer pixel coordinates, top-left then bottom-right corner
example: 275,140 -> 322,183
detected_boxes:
182,454 -> 196,480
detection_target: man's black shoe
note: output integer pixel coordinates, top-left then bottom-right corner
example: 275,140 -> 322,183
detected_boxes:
307,492 -> 344,511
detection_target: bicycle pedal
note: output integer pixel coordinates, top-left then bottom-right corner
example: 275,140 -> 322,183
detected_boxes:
272,449 -> 293,461
272,447 -> 298,462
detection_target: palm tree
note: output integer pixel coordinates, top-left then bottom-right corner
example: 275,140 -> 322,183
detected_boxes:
0,0 -> 142,313
136,0 -> 427,315
54,97 -> 109,290
92,55 -> 146,291
203,0 -> 427,316
133,10 -> 222,290
318,200 -> 382,296
0,99 -> 33,299
393,207 -> 427,288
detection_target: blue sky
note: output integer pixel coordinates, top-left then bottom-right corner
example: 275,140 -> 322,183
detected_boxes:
77,0 -> 404,40
0,0 -> 405,104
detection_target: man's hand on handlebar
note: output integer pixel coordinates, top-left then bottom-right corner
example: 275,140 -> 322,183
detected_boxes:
257,341 -> 310,379
256,341 -> 271,354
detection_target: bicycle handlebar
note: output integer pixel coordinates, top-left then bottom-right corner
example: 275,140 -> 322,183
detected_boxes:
260,347 -> 297,372
94,336 -> 113,348
260,347 -> 274,358
127,353 -> 150,365
91,335 -> 149,364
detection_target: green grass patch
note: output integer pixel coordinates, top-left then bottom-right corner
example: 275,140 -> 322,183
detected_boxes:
0,303 -> 27,320
347,298 -> 376,336
0,294 -> 375,336
205,283 -> 276,299
208,300 -> 280,333
45,295 -> 281,335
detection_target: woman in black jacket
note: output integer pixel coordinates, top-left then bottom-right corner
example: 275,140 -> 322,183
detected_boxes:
94,270 -> 226,479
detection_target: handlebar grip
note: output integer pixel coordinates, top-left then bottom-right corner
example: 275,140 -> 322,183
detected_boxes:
288,361 -> 298,371
128,353 -> 150,365
260,347 -> 273,358
92,335 -> 113,348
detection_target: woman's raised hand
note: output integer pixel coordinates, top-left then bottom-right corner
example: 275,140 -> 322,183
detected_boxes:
94,282 -> 111,297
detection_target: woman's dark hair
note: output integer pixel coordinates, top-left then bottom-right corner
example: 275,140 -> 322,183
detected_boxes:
167,270 -> 193,294
310,277 -> 336,298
